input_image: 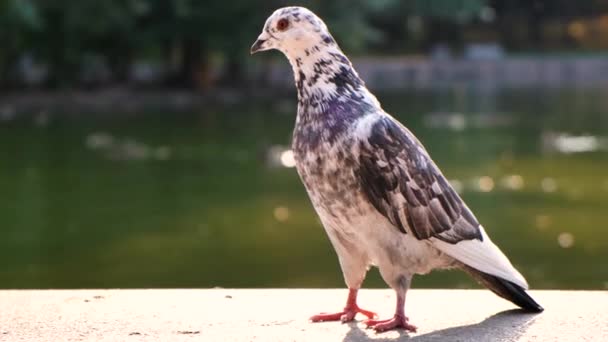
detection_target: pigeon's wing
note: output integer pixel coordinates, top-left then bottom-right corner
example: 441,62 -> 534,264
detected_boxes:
357,116 -> 528,288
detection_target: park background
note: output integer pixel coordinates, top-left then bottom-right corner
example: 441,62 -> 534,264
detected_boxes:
1,0 -> 607,290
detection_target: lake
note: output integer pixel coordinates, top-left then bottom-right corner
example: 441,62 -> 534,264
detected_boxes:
1,87 -> 607,290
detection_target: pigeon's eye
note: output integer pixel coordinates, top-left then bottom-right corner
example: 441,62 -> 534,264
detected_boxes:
277,18 -> 290,31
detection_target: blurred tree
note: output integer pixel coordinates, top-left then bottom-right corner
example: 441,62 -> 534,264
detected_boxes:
490,0 -> 608,50
300,0 -> 398,52
0,0 -> 42,86
132,1 -> 286,88
136,0 -> 396,88
365,0 -> 487,53
29,1 -> 136,86
2,0 -> 608,89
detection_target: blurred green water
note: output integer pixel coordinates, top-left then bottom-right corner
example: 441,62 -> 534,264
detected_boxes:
1,88 -> 607,289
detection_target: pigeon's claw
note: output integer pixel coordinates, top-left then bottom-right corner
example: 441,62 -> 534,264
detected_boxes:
310,312 -> 343,322
310,305 -> 377,323
365,314 -> 417,333
349,307 -> 377,321
310,288 -> 377,323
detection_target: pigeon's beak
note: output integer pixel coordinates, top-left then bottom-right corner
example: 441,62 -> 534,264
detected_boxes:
250,38 -> 267,54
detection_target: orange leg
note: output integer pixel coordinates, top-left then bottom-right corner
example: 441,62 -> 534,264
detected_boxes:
310,288 -> 377,323
365,293 -> 417,332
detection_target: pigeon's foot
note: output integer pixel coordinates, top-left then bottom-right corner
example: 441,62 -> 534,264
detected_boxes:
365,314 -> 417,333
310,288 -> 376,323
310,306 -> 377,323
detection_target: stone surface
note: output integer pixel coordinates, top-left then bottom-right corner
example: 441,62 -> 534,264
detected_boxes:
0,289 -> 606,341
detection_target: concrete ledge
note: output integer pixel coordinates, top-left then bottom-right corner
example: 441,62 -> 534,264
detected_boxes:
1,289 -> 606,341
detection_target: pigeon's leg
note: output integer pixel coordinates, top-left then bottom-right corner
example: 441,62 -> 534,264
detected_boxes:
364,292 -> 417,332
365,274 -> 417,332
310,246 -> 376,322
310,288 -> 377,322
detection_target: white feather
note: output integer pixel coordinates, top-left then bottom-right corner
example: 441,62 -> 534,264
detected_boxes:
432,226 -> 529,289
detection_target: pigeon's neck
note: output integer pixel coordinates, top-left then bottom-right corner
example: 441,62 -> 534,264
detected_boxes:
287,46 -> 380,152
287,46 -> 379,126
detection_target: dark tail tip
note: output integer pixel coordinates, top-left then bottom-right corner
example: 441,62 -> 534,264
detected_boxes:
495,277 -> 544,312
463,266 -> 544,313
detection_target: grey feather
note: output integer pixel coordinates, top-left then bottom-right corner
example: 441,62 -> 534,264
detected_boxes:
358,117 -> 483,244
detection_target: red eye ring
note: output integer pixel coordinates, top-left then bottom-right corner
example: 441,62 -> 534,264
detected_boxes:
277,18 -> 289,31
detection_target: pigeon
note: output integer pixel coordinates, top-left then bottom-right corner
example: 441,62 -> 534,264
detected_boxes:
251,6 -> 543,332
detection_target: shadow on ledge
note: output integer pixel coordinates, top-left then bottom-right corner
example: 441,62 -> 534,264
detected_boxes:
342,309 -> 539,342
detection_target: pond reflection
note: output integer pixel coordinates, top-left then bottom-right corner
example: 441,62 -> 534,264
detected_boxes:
542,132 -> 608,153
0,88 -> 607,289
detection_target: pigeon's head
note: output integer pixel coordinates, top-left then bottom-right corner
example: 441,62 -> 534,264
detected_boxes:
250,7 -> 334,57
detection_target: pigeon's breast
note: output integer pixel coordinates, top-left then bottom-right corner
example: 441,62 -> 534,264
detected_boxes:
293,130 -> 369,224
291,107 -> 376,224
292,116 -> 455,274
294,135 -> 452,273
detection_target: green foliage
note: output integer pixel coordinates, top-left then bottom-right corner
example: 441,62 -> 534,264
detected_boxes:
2,0 -> 607,88
33,1 -> 137,84
0,0 -> 42,80
290,0 -> 400,52
406,0 -> 486,21
0,0 -> 42,29
0,0 -> 399,87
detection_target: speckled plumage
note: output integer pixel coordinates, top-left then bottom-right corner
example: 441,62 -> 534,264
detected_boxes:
252,6 -> 542,330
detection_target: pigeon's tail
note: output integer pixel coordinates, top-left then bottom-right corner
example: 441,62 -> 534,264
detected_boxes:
462,265 -> 544,312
